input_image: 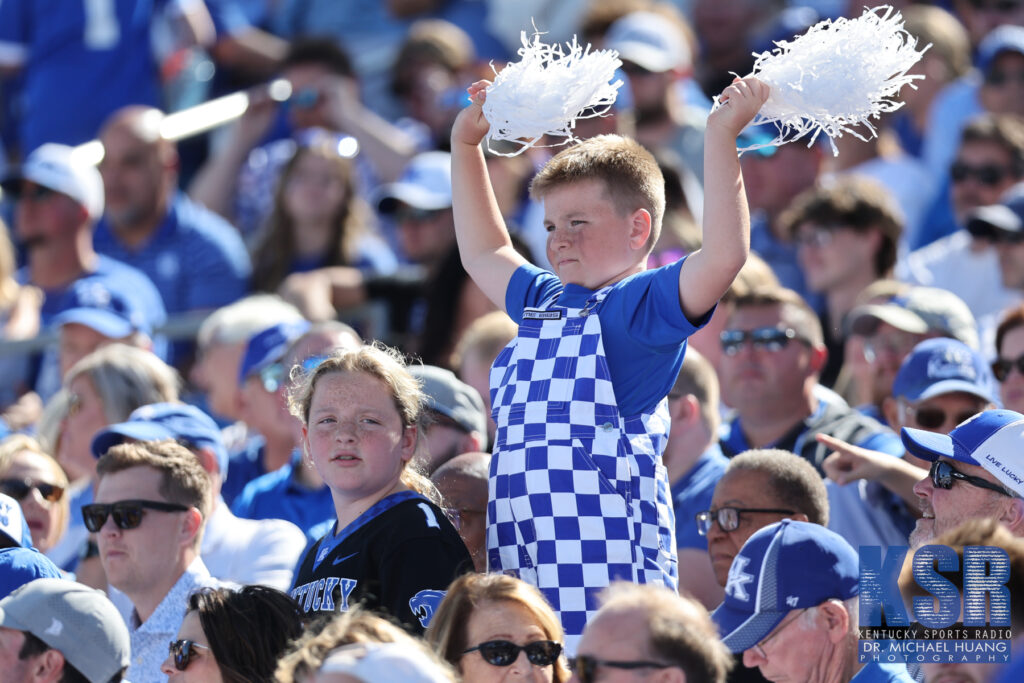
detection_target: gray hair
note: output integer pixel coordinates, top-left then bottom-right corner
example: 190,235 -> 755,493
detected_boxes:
196,294 -> 304,348
64,344 -> 180,423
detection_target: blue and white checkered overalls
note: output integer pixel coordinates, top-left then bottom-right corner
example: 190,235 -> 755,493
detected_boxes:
488,286 -> 678,652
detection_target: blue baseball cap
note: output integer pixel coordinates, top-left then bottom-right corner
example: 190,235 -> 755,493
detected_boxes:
0,494 -> 32,549
901,409 -> 1024,497
711,520 -> 858,653
238,321 -> 311,386
0,548 -> 62,600
52,281 -> 149,339
891,338 -> 999,405
90,402 -> 229,475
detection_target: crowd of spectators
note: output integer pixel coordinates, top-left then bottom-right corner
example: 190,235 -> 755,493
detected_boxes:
0,0 -> 1021,682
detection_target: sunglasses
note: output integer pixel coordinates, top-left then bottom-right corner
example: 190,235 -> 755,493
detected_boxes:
950,161 -> 1011,187
393,206 -> 444,224
902,403 -> 979,431
571,655 -> 672,683
993,354 -> 1024,382
0,477 -> 64,503
168,639 -> 211,671
695,506 -> 795,536
287,87 -> 322,110
720,327 -> 808,356
985,69 -> 1024,87
259,362 -> 286,393
929,460 -> 1014,497
463,640 -> 562,667
81,499 -> 190,532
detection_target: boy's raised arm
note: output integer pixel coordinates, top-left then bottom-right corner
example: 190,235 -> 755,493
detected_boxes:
677,77 -> 770,321
450,81 -> 530,313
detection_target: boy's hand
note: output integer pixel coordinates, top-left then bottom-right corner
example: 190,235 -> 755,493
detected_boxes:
451,80 -> 492,148
707,76 -> 770,138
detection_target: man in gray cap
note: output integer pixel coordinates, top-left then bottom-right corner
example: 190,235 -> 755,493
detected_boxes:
0,577 -> 130,683
410,365 -> 486,475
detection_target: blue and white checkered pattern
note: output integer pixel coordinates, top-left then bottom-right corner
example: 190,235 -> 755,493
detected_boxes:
488,289 -> 677,654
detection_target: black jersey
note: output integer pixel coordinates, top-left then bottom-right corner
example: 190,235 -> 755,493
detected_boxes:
291,490 -> 471,632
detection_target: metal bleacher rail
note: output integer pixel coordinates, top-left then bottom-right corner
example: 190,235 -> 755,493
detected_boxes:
0,79 -> 422,357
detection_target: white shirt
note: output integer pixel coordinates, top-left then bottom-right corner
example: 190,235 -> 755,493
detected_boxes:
200,498 -> 306,591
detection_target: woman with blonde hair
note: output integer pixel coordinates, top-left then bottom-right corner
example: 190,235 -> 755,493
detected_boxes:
288,343 -> 470,631
426,573 -> 571,683
0,435 -> 68,554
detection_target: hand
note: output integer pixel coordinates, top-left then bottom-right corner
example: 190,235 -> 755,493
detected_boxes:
231,87 -> 279,147
819,433 -> 890,486
451,80 -> 492,147
279,271 -> 336,322
707,76 -> 770,138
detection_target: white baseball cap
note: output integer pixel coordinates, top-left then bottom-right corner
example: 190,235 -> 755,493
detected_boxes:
1,144 -> 104,220
605,11 -> 691,73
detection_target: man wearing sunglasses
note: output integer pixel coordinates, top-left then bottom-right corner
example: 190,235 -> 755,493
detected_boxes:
89,440 -> 220,683
902,408 -> 1024,548
573,582 -> 732,683
718,287 -> 903,472
713,520 -> 914,683
0,578 -> 129,683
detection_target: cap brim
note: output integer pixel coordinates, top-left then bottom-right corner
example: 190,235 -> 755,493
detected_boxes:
966,205 -> 1024,236
900,427 -> 959,463
91,423 -> 175,459
374,184 -> 452,214
711,602 -> 788,653
915,380 -> 996,404
615,44 -> 675,73
53,309 -> 134,339
848,305 -> 928,337
0,603 -> 28,633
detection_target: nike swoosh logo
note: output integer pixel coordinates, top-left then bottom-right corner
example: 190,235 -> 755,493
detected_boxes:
333,552 -> 358,565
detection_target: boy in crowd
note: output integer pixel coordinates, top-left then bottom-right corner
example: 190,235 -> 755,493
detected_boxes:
449,76 -> 767,649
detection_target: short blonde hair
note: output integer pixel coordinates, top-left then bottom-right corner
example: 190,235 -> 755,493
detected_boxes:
275,606 -> 456,682
425,573 -> 571,682
288,343 -> 439,504
0,435 -> 69,543
530,135 -> 666,254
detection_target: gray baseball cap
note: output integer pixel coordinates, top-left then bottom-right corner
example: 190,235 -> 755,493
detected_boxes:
410,365 -> 487,436
0,578 -> 130,683
847,286 -> 979,350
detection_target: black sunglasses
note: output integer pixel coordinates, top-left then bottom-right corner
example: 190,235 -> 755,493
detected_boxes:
81,499 -> 190,532
930,460 -> 1014,497
695,506 -> 796,536
992,354 -> 1024,382
168,639 -> 210,671
720,327 -> 808,356
902,403 -> 979,431
0,477 -> 64,503
571,655 -> 672,683
950,161 -> 1011,187
463,640 -> 562,667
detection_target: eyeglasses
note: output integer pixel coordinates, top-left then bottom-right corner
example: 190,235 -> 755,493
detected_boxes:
862,332 -> 922,363
751,608 -> 806,660
901,402 -> 980,431
929,460 -> 1014,497
463,640 -> 562,667
0,478 -> 64,503
81,499 -> 190,532
720,327 -> 808,356
168,639 -> 211,671
950,161 -> 1012,187
992,354 -> 1024,381
570,655 -> 673,683
695,506 -> 796,536
794,227 -> 835,249
259,362 -> 286,393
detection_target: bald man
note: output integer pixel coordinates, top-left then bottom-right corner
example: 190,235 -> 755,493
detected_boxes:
431,451 -> 489,572
94,105 -> 251,322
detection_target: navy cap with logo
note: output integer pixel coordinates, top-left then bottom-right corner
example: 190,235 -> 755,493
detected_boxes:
90,402 -> 229,475
52,280 -> 150,339
891,338 -> 999,405
711,520 -> 859,653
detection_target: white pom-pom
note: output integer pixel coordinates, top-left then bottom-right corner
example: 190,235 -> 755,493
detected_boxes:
729,5 -> 929,155
483,31 -> 622,157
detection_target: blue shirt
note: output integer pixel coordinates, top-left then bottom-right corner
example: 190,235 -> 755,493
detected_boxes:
230,454 -> 336,535
0,0 -> 168,152
505,260 -> 708,417
672,444 -> 729,551
851,662 -> 915,683
94,193 -> 251,315
221,436 -> 267,508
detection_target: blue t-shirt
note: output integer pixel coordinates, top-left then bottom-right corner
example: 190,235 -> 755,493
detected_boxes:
0,0 -> 168,152
93,193 -> 251,315
230,454 -> 335,535
504,260 -> 708,417
221,436 -> 267,508
672,444 -> 729,551
851,662 -> 914,683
